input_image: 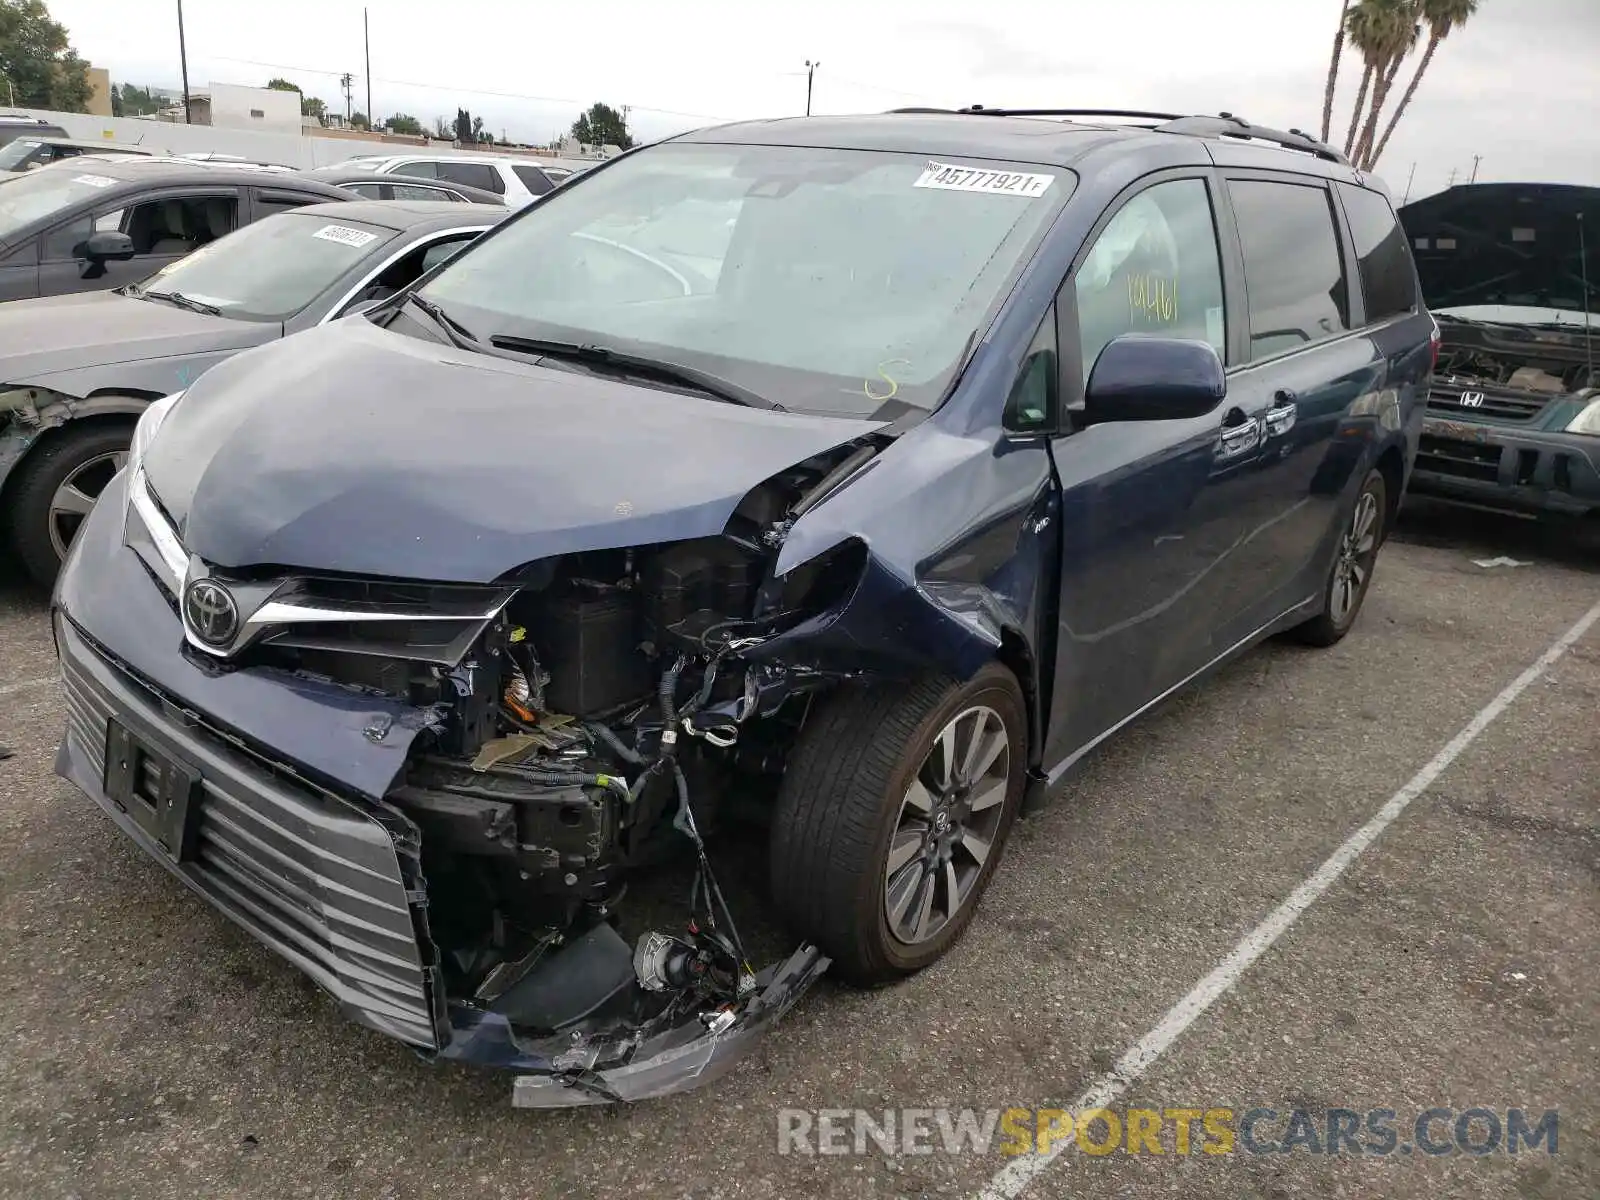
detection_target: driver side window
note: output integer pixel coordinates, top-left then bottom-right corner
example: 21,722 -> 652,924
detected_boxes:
1072,178 -> 1226,385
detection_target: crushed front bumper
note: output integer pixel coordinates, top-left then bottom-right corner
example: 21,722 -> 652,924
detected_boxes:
1410,417 -> 1600,517
50,470 -> 829,1104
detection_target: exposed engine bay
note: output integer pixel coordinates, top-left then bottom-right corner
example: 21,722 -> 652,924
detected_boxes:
223,443 -> 877,1099
1435,315 -> 1600,397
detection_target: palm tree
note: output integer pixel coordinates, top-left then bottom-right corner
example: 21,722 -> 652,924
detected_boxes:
1341,0 -> 1411,156
1352,0 -> 1421,167
1321,1 -> 1353,143
1367,0 -> 1481,168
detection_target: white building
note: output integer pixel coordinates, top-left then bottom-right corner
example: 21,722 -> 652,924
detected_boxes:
208,83 -> 302,134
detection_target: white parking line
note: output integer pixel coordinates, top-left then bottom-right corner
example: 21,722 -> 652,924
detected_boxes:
975,595 -> 1600,1200
0,675 -> 56,698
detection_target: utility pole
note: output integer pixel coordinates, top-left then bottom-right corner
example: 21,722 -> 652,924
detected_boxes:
339,73 -> 354,123
176,0 -> 192,124
1470,154 -> 1482,183
363,8 -> 372,125
1402,161 -> 1417,205
805,59 -> 819,116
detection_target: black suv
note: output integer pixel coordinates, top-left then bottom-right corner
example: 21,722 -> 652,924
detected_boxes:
53,109 -> 1435,1104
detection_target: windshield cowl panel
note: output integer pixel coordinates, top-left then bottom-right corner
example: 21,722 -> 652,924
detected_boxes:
417,143 -> 1073,419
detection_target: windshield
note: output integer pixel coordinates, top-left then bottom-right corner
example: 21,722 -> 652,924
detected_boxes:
0,140 -> 45,171
418,142 -> 1072,417
0,167 -> 124,243
134,211 -> 398,321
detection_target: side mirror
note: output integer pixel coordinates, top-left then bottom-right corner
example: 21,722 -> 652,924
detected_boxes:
1083,335 -> 1227,424
81,230 -> 136,262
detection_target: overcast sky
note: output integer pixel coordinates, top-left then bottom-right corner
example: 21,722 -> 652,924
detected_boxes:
47,0 -> 1600,199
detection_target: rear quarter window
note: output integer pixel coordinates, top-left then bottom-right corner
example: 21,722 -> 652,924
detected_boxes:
1337,183 -> 1417,323
1227,179 -> 1350,361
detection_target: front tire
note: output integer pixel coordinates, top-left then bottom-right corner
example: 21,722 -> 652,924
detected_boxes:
769,663 -> 1027,984
5,423 -> 133,589
1290,466 -> 1387,648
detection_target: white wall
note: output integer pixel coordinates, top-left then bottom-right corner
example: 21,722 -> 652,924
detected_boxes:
11,107 -> 596,173
205,82 -> 301,136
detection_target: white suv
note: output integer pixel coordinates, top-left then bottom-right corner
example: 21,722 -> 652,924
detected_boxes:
337,154 -> 558,208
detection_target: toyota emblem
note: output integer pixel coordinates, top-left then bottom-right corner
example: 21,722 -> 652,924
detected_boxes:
183,579 -> 239,647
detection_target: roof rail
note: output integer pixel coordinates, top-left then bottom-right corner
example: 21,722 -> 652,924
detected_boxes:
1152,112 -> 1350,165
957,106 -> 1185,122
887,105 -> 1351,166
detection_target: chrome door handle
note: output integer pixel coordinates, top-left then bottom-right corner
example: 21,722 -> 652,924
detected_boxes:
1216,416 -> 1262,460
1265,389 -> 1298,435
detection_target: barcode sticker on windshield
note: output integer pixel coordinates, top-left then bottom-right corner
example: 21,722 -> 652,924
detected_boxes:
312,224 -> 378,247
72,174 -> 117,188
914,161 -> 1053,197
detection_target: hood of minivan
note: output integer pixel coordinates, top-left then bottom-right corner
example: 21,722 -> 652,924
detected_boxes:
0,290 -> 272,382
1398,183 -> 1600,314
143,318 -> 886,581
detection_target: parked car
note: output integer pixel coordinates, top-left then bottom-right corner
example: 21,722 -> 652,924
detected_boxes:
0,136 -> 155,176
310,152 -> 557,207
0,156 -> 353,303
1398,182 -> 1600,523
0,200 -> 500,585
296,163 -> 507,205
0,113 -> 69,150
52,109 -> 1431,1104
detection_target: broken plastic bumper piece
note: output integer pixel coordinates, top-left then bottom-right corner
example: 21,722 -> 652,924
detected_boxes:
494,943 -> 828,1107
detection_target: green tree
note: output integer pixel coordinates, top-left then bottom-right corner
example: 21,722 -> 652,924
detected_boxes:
1367,0 -> 1481,167
386,112 -> 423,136
453,107 -> 473,144
350,110 -> 369,131
109,80 -> 121,115
471,114 -> 485,142
117,82 -> 159,116
0,0 -> 93,111
571,102 -> 632,150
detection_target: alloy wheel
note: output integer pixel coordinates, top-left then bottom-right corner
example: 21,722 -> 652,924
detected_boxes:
48,449 -> 127,562
1329,487 -> 1380,626
883,704 -> 1011,946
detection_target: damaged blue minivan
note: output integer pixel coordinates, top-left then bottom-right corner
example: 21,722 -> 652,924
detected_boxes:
51,109 -> 1435,1104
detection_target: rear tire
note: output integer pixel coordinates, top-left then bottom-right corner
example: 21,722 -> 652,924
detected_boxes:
1289,466 -> 1387,648
769,663 -> 1027,984
5,422 -> 133,590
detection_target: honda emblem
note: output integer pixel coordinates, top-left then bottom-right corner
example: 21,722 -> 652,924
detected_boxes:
1459,391 -> 1486,408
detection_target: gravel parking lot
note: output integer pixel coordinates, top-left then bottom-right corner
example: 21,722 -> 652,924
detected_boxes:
1,501 -> 1595,1200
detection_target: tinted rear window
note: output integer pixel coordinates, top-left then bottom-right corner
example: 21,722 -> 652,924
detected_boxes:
439,161 -> 502,193
512,164 -> 553,195
1338,183 -> 1416,323
1228,179 -> 1349,360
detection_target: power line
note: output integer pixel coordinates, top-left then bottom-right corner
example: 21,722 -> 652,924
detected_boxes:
207,55 -> 737,121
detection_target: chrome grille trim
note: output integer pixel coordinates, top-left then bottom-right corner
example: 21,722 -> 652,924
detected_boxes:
56,621 -> 443,1049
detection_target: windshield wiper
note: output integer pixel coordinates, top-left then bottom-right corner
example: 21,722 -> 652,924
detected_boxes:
402,292 -> 479,346
488,335 -> 785,412
139,289 -> 223,317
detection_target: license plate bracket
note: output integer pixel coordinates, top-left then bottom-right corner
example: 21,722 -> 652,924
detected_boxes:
104,718 -> 202,861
